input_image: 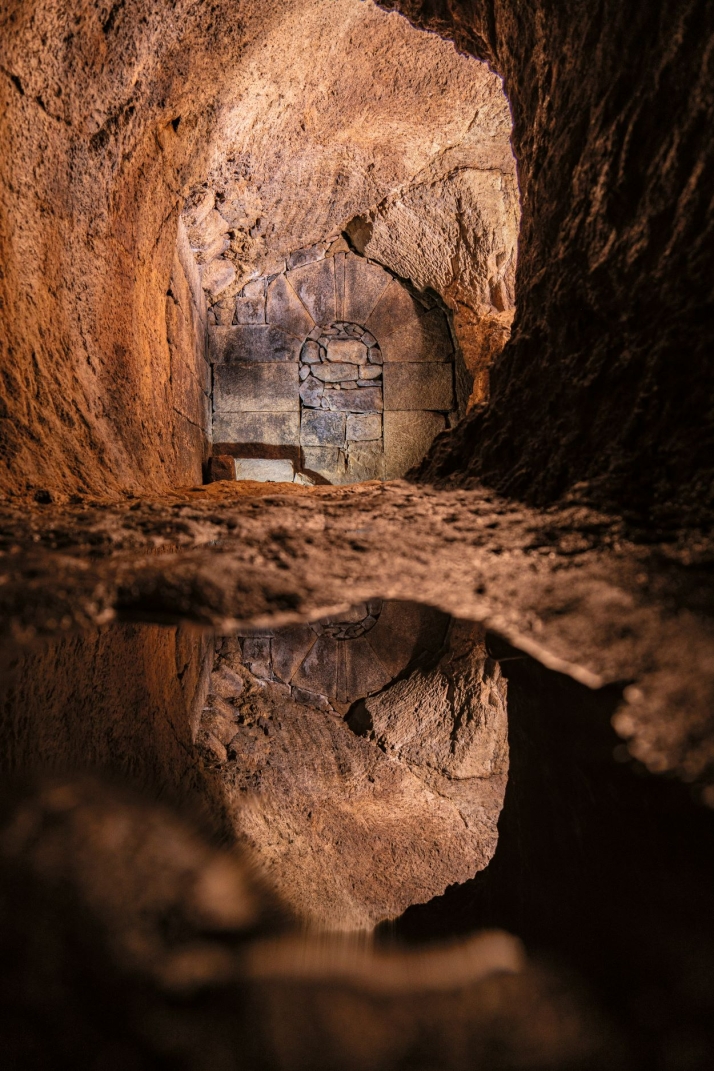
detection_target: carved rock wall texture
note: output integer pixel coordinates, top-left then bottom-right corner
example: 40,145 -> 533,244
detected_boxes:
382,0 -> 714,523
0,0 -> 515,499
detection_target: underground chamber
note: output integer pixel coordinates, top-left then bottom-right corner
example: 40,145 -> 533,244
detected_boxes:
1,0 -> 714,1068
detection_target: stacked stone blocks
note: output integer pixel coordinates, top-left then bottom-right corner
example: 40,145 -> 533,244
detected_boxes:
209,245 -> 456,482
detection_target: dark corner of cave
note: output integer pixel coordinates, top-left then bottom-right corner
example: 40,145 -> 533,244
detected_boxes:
1,1 -> 713,1069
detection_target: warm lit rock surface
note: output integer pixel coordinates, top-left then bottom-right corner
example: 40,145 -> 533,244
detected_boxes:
0,622 -> 227,827
0,0 -> 515,498
1,480 -> 713,799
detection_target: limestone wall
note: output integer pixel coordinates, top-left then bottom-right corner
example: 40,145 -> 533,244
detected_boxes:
209,246 -> 456,483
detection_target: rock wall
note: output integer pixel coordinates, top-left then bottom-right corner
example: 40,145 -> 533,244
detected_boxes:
0,623 -> 225,830
210,245 -> 457,483
383,0 -> 714,522
0,0 -> 515,499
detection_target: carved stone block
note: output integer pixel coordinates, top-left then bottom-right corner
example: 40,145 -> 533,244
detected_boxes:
286,257 -> 336,325
292,635 -> 339,698
346,414 -> 382,441
324,386 -> 383,413
382,410 -> 446,478
347,441 -> 385,481
343,253 -> 392,323
312,363 -> 358,382
210,325 -> 303,364
213,411 -> 300,445
213,363 -> 299,412
337,636 -> 393,704
301,445 -> 347,484
382,363 -> 454,411
266,274 -> 314,337
234,279 -> 266,324
366,280 -> 453,362
234,458 -> 295,483
326,339 -> 368,364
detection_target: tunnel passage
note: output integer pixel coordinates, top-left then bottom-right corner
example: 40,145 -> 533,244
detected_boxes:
209,245 -> 457,483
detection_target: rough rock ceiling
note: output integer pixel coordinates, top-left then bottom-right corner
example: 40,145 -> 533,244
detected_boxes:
182,0 -> 516,299
181,0 -> 518,404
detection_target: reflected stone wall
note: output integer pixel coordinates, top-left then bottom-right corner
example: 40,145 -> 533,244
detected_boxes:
209,244 -> 457,484
197,604 -> 509,930
233,599 -> 449,713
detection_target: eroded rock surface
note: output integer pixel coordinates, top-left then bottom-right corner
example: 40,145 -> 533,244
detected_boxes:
1,477 -> 714,801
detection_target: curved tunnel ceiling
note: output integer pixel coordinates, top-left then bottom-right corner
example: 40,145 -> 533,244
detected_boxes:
181,0 -> 519,407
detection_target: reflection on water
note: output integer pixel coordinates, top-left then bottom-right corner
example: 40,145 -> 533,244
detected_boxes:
1,617 -> 711,1068
198,603 -> 509,931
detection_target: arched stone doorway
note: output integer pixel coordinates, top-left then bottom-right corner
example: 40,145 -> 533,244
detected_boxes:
210,243 -> 457,483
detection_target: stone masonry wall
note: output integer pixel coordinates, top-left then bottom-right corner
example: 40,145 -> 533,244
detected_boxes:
209,243 -> 456,483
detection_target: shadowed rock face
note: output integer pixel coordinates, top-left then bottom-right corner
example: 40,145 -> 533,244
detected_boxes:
382,0 -> 714,524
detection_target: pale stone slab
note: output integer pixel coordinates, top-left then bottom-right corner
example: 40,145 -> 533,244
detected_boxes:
213,363 -> 299,412
347,441 -> 385,482
213,411 -> 300,445
300,410 -> 346,446
346,413 -> 382,441
287,257 -> 336,326
234,458 -> 295,483
343,253 -> 392,324
326,339 -> 367,364
210,325 -> 303,364
301,445 -> 347,484
266,274 -> 314,337
366,280 -> 453,362
383,410 -> 446,479
383,363 -> 454,411
324,387 -> 383,413
312,362 -> 358,382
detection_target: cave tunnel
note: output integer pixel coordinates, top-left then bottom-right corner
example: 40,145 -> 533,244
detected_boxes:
1,1 -> 714,1069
